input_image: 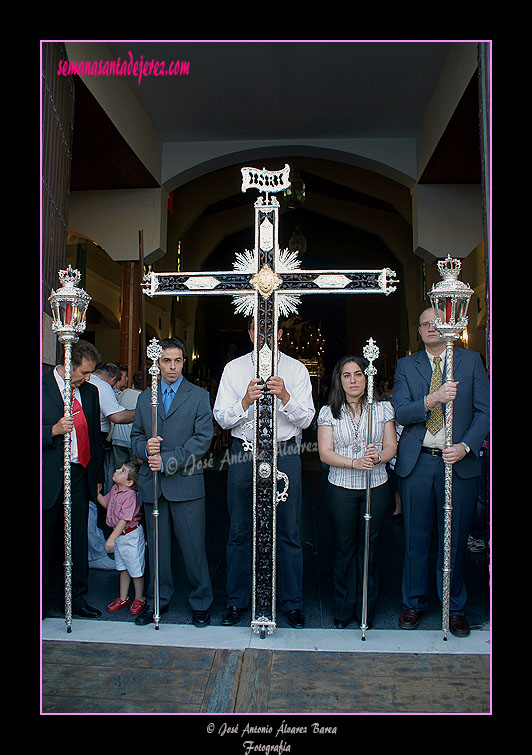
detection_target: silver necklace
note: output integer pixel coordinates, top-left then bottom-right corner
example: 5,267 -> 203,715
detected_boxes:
346,402 -> 365,453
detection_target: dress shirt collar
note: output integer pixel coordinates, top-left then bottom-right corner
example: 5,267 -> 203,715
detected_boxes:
161,375 -> 183,395
425,348 -> 446,368
53,366 -> 81,401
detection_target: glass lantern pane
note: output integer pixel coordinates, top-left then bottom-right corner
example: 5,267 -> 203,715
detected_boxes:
445,297 -> 453,323
456,299 -> 469,321
60,301 -> 74,325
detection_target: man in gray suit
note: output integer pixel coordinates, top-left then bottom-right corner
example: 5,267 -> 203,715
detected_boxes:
130,337 -> 214,627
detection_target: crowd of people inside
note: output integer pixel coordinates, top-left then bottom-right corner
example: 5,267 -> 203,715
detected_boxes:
42,310 -> 489,637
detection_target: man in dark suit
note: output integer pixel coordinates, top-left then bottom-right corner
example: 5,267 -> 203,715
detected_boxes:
392,308 -> 489,637
42,340 -> 105,619
130,337 -> 214,627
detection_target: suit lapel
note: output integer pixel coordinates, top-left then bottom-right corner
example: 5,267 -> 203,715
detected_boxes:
157,384 -> 165,423
158,378 -> 191,421
43,370 -> 66,413
413,350 -> 432,387
451,346 -> 463,376
165,378 -> 191,418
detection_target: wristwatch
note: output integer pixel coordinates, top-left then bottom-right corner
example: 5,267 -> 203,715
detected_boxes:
460,442 -> 471,455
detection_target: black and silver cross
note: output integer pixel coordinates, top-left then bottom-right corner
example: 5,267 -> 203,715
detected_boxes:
142,164 -> 398,637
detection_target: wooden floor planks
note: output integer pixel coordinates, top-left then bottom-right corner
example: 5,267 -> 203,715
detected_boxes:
41,641 -> 490,714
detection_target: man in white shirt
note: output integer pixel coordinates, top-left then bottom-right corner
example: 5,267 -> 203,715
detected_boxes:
88,364 -> 136,569
213,320 -> 315,628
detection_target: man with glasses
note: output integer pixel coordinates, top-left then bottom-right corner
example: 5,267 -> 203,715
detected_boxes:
392,308 -> 489,637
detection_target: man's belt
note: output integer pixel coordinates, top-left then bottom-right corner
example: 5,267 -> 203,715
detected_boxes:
421,446 -> 443,457
121,524 -> 139,535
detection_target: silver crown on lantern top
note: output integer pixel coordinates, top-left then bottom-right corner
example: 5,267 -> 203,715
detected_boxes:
428,255 -> 473,340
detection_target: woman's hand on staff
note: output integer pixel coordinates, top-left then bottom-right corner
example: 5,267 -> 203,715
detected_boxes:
353,447 -> 375,471
365,443 -> 380,464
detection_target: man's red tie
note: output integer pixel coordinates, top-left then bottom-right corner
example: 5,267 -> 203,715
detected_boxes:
71,389 -> 90,467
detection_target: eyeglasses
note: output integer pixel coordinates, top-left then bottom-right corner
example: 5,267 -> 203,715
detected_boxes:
419,322 -> 436,329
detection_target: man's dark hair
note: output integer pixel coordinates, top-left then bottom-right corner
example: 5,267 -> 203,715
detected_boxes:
71,340 -> 101,368
132,371 -> 144,390
95,363 -> 121,381
159,337 -> 186,359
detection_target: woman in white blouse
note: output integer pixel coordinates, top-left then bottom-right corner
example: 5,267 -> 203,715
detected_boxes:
317,355 -> 397,629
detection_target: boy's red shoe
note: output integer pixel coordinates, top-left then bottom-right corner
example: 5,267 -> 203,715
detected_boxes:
107,597 -> 130,612
130,598 -> 147,615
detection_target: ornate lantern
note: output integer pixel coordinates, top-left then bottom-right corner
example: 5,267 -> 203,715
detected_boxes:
428,255 -> 473,341
48,266 -> 91,633
49,265 -> 92,342
427,255 -> 473,641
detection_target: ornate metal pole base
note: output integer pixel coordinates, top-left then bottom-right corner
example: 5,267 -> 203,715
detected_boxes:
251,618 -> 276,639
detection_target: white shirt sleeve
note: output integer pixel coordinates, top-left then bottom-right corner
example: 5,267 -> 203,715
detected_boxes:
98,380 -> 124,418
278,358 -> 315,430
213,360 -> 252,431
213,352 -> 315,439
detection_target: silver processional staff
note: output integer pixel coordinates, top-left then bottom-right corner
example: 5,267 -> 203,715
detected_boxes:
360,336 -> 379,641
147,338 -> 163,630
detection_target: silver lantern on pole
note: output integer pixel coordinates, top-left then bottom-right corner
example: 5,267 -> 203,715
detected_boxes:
427,255 -> 473,640
48,265 -> 91,633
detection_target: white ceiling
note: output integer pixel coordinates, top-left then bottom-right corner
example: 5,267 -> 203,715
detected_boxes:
106,41 -> 455,143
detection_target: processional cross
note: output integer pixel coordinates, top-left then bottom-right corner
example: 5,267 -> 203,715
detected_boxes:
142,164 -> 398,637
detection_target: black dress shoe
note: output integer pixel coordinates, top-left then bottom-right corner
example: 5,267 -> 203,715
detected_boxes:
285,609 -> 305,629
398,608 -> 421,629
192,610 -> 211,628
221,606 -> 244,626
73,604 -> 102,619
134,604 -> 168,626
449,615 -> 470,637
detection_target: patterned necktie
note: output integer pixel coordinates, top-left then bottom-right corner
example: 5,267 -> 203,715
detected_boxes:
425,356 -> 443,435
71,389 -> 90,467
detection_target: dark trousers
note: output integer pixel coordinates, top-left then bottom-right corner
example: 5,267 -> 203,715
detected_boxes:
42,464 -> 91,617
326,480 -> 390,625
226,439 -> 303,612
143,495 -> 213,612
398,452 -> 478,615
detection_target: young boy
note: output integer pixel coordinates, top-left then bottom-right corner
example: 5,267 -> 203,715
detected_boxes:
97,461 -> 146,615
